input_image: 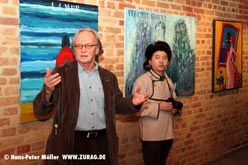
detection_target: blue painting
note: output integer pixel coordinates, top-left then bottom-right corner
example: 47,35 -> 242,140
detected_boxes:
124,8 -> 196,96
19,0 -> 98,122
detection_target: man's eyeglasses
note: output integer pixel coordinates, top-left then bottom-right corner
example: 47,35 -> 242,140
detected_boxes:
74,44 -> 97,50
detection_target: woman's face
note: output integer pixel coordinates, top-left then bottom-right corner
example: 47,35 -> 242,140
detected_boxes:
149,50 -> 169,75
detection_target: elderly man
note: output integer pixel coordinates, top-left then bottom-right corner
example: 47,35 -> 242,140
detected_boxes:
33,28 -> 149,165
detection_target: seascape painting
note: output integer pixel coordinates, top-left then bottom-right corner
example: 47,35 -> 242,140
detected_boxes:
19,0 -> 98,122
124,8 -> 196,96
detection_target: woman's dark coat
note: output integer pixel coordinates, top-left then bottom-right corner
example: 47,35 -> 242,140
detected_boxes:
33,60 -> 139,165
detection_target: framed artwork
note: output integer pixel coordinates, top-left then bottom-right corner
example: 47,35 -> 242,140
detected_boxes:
124,8 -> 196,97
19,0 -> 98,123
212,20 -> 242,92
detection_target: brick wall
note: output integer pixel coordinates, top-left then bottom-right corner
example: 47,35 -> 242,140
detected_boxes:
1,0 -> 248,164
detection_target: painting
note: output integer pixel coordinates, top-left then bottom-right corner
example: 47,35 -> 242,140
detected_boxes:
212,20 -> 242,92
124,8 -> 196,97
19,0 -> 98,123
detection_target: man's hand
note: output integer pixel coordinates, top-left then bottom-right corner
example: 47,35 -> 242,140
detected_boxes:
44,68 -> 61,94
132,86 -> 150,106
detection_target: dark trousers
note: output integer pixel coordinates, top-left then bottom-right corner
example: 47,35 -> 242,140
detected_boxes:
73,131 -> 110,165
142,139 -> 173,165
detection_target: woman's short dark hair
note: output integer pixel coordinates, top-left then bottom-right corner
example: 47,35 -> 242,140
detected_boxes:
143,41 -> 172,70
61,35 -> 70,47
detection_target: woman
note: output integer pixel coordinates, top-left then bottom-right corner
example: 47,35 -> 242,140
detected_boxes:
55,35 -> 74,66
132,41 -> 179,165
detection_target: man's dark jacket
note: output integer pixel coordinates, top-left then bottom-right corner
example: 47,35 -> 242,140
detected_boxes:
33,60 -> 139,165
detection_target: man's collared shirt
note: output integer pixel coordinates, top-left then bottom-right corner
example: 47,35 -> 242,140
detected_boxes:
75,62 -> 106,131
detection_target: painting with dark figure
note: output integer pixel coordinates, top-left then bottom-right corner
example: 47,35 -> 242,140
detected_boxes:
124,8 -> 196,97
212,20 -> 242,92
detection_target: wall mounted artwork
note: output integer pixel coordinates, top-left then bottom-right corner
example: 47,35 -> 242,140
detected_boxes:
212,20 -> 242,92
19,0 -> 98,123
124,8 -> 196,97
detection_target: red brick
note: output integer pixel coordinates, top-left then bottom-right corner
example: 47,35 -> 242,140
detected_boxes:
0,17 -> 18,25
17,145 -> 31,154
3,107 -> 18,116
0,118 -> 10,127
0,127 -> 16,137
2,68 -> 17,76
0,148 -> 15,158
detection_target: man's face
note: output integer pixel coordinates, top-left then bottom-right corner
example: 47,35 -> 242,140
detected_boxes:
73,31 -> 99,66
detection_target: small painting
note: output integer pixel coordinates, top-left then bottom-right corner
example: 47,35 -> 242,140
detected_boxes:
212,20 -> 242,92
